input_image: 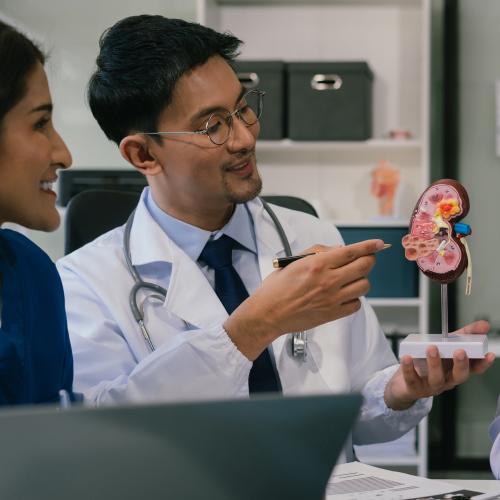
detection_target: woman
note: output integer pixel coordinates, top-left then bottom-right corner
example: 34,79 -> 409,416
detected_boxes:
0,20 -> 73,405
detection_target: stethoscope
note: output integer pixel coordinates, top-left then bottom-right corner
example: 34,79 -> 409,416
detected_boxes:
123,197 -> 307,359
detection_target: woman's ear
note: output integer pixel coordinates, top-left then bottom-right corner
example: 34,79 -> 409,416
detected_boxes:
119,134 -> 163,176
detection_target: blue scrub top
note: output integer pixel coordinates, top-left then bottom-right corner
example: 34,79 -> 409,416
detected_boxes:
0,229 -> 74,405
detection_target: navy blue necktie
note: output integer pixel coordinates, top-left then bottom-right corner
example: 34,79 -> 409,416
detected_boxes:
199,235 -> 282,394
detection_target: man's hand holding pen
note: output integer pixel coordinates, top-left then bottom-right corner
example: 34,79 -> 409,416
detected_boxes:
273,243 -> 392,269
223,239 -> 386,361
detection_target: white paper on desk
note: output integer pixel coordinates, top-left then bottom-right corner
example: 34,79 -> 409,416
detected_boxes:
326,461 -> 472,499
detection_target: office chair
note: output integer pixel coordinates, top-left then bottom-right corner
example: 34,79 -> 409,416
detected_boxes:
64,189 -> 318,254
261,195 -> 318,218
64,189 -> 141,254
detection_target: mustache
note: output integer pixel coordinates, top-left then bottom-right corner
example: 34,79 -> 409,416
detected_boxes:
223,151 -> 255,170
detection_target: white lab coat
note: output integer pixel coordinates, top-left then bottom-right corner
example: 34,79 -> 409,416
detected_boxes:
57,194 -> 430,451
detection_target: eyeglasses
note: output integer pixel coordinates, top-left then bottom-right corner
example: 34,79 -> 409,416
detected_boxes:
140,89 -> 265,146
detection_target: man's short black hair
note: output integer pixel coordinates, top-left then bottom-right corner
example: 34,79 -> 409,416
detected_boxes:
88,15 -> 242,145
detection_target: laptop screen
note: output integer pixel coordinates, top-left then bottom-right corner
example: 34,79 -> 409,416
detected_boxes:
0,393 -> 361,500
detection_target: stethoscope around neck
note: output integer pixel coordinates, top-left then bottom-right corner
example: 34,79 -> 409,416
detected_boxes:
123,197 -> 307,359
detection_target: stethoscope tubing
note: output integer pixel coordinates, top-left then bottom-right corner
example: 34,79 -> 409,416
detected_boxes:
123,197 -> 306,358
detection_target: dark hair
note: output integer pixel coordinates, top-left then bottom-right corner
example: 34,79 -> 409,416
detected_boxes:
0,20 -> 45,126
88,15 -> 242,145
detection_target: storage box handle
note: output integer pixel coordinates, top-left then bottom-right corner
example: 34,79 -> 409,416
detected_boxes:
237,72 -> 260,89
311,74 -> 343,91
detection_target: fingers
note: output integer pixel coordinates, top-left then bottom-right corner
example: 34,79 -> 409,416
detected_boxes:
425,348 -> 493,393
318,239 -> 384,269
338,277 -> 370,304
400,355 -> 423,395
337,255 -> 376,287
338,298 -> 362,317
426,346 -> 446,392
469,352 -> 496,375
453,319 -> 490,335
449,349 -> 470,386
301,244 -> 336,254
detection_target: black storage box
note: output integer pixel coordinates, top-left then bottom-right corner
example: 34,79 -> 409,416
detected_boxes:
233,60 -> 285,140
338,227 -> 418,298
287,62 -> 373,141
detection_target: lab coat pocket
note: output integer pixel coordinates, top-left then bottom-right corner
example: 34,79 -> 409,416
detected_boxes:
142,300 -> 195,349
277,323 -> 352,395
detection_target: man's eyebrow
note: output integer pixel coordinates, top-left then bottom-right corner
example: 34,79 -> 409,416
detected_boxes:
29,103 -> 53,114
190,86 -> 247,124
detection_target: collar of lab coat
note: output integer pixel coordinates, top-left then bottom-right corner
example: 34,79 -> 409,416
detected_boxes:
128,189 -> 177,267
129,192 -> 300,268
129,191 -> 229,327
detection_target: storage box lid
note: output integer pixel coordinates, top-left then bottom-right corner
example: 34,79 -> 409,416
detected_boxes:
288,61 -> 373,79
233,60 -> 285,72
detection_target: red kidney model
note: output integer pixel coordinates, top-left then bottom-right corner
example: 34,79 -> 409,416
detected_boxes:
401,179 -> 472,292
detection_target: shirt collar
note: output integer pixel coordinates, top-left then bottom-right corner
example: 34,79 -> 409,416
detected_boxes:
145,188 -> 257,262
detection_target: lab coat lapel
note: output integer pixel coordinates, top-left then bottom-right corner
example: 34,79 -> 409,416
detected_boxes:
129,193 -> 228,329
165,243 -> 229,329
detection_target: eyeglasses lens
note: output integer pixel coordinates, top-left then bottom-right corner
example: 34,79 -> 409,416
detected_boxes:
205,91 -> 263,145
206,113 -> 230,145
238,91 -> 262,126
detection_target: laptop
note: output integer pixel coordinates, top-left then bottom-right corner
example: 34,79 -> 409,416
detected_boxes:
0,393 -> 361,500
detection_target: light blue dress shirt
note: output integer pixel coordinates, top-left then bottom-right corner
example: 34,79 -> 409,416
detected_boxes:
144,187 -> 263,298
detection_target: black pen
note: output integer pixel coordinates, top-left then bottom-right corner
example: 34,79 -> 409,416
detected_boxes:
272,244 -> 392,269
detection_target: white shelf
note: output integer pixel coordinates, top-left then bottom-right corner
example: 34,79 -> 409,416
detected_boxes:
215,0 -> 422,6
257,139 -> 422,152
354,429 -> 420,468
368,298 -> 422,308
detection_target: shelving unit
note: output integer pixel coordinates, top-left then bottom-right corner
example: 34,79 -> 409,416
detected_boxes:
198,0 -> 433,477
368,298 -> 423,308
257,139 -> 422,152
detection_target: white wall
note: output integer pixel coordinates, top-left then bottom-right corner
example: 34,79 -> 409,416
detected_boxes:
0,0 -> 197,258
1,0 -> 196,168
455,0 -> 500,459
457,0 -> 500,328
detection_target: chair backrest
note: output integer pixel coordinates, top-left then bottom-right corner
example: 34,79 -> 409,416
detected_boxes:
262,195 -> 318,218
64,189 -> 140,255
64,190 -> 318,254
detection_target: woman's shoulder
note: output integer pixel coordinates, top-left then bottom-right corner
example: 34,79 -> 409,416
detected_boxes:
0,228 -> 55,273
1,228 -> 49,254
0,229 -> 66,316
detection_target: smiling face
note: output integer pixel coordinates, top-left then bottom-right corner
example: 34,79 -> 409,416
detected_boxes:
126,56 -> 262,229
0,62 -> 72,231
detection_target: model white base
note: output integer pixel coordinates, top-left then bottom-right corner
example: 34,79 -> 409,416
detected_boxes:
399,333 -> 488,359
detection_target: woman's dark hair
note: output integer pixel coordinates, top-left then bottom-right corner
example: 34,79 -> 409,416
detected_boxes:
88,15 -> 242,145
0,20 -> 45,125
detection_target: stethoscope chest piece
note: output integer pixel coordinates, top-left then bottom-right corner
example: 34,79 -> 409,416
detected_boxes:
291,331 -> 307,359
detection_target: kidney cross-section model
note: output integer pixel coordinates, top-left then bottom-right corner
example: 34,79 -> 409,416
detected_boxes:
401,179 -> 472,287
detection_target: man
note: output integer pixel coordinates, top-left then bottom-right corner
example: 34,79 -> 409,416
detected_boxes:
57,15 -> 493,455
